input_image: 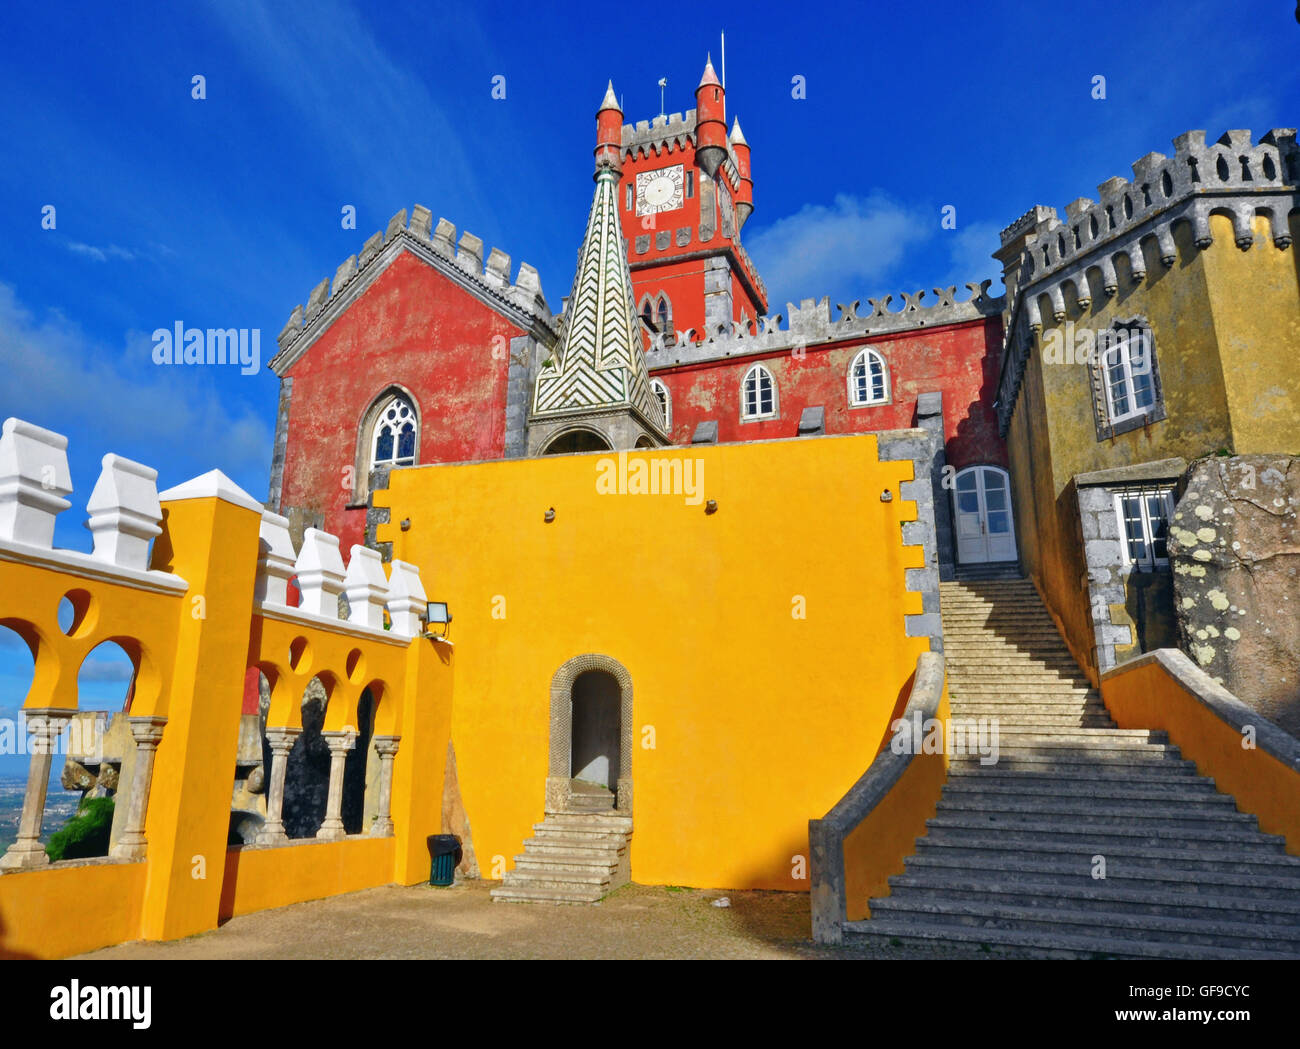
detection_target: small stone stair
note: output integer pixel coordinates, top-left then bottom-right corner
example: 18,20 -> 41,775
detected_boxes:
490,807 -> 632,905
845,576 -> 1300,959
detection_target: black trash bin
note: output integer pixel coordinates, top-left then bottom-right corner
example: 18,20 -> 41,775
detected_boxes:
427,834 -> 462,887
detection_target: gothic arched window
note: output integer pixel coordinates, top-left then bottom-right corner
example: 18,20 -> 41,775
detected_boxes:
656,295 -> 671,334
741,364 -> 776,420
371,395 -> 417,469
650,378 -> 672,430
849,348 -> 889,406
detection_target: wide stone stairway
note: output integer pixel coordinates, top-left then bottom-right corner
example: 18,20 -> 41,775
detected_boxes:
490,787 -> 632,904
845,575 -> 1300,958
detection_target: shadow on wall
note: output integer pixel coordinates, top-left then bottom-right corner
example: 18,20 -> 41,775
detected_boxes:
0,908 -> 36,960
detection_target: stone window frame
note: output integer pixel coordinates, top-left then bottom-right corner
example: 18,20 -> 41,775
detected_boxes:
740,363 -> 778,422
349,384 -> 422,508
650,378 -> 672,431
1112,484 -> 1177,573
1089,316 -> 1166,441
546,653 -> 634,815
847,347 -> 890,407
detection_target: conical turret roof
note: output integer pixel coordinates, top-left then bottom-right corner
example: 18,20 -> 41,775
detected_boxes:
531,170 -> 665,431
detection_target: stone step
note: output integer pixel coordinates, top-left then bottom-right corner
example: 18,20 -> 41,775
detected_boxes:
862,897 -> 1300,953
984,728 -> 1163,743
941,779 -> 1224,803
844,917 -> 1297,960
885,873 -> 1300,922
531,822 -> 629,842
903,852 -> 1300,900
945,766 -> 1204,787
519,838 -> 625,859
514,854 -> 619,876
499,867 -> 612,891
542,812 -> 634,830
952,716 -> 1115,729
934,797 -> 1254,828
913,833 -> 1295,870
490,883 -> 605,905
924,815 -> 1279,847
947,752 -> 1188,771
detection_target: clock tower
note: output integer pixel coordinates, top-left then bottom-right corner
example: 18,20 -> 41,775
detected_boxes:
610,58 -> 767,343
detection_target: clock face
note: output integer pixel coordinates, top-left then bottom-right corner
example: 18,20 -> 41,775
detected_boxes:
636,165 -> 685,216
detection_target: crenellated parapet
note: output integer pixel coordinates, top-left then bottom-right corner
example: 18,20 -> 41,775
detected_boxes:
644,281 -> 1003,369
995,127 -> 1299,435
270,205 -> 558,374
622,110 -> 696,160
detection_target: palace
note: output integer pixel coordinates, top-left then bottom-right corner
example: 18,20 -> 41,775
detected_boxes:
1,58 -> 1298,960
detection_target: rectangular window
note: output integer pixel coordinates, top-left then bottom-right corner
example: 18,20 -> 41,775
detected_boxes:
625,183 -> 633,211
686,171 -> 694,198
1113,486 -> 1175,571
1103,329 -> 1156,424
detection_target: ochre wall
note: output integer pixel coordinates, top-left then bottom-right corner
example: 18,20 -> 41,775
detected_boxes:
219,837 -> 395,920
1202,212 -> 1300,455
375,433 -> 929,891
278,250 -> 527,550
652,317 -> 1005,471
1103,652 -> 1300,854
1006,219 -> 1254,680
0,861 -> 146,959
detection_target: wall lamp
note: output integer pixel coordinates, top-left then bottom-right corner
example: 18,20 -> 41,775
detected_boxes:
424,601 -> 454,645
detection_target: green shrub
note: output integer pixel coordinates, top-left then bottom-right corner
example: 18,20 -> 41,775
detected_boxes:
46,796 -> 115,862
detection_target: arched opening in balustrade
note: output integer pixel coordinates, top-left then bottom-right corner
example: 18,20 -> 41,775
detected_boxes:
341,687 -> 375,835
282,676 -> 333,839
228,666 -> 271,846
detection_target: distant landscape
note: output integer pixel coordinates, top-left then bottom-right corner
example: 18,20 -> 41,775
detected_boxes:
0,775 -> 81,854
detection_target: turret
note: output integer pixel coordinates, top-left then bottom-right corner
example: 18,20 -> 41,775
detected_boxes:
730,117 -> 753,230
595,80 -> 623,177
693,57 -> 726,178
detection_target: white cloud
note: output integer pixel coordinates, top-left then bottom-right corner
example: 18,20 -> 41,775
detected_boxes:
744,192 -> 932,311
63,242 -> 136,263
0,282 -> 272,476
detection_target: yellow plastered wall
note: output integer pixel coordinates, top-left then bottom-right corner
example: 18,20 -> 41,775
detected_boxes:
376,434 -> 928,891
841,680 -> 950,921
0,862 -> 146,959
219,837 -> 396,919
1103,654 -> 1300,853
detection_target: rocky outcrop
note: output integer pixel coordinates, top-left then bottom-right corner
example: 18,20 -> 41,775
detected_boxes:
1170,456 -> 1300,737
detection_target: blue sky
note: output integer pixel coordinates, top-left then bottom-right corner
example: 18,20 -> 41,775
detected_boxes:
0,0 -> 1295,769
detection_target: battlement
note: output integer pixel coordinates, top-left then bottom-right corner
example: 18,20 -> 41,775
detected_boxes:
645,281 -> 1003,369
1003,128 -> 1298,285
622,110 -> 696,159
995,126 -> 1300,437
273,206 -> 556,369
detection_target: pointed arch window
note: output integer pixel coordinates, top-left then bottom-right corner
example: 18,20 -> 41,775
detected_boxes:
650,378 -> 672,430
371,395 -> 417,469
656,295 -> 671,334
849,348 -> 889,406
741,364 -> 776,421
640,297 -> 655,331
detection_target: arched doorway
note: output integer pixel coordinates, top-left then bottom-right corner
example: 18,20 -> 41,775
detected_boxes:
546,654 -> 633,815
952,465 -> 1017,564
541,429 -> 612,455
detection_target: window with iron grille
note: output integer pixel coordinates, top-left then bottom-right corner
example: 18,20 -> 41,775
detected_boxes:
1113,485 -> 1175,571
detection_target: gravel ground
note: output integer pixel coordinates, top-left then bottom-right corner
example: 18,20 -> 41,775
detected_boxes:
76,880 -> 1001,960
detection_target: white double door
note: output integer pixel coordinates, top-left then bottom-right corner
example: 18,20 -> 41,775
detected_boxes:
953,466 -> 1017,564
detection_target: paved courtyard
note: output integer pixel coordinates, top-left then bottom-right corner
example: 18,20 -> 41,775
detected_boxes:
77,880 -> 995,960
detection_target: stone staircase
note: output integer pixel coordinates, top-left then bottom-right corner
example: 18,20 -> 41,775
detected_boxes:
845,575 -> 1300,959
490,789 -> 632,904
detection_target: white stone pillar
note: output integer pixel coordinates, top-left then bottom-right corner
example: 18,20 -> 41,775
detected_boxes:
316,730 -> 357,840
109,716 -> 167,861
260,727 -> 299,844
370,735 -> 401,837
0,709 -> 73,870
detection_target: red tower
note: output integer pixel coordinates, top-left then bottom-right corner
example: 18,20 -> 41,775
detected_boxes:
611,57 -> 767,342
